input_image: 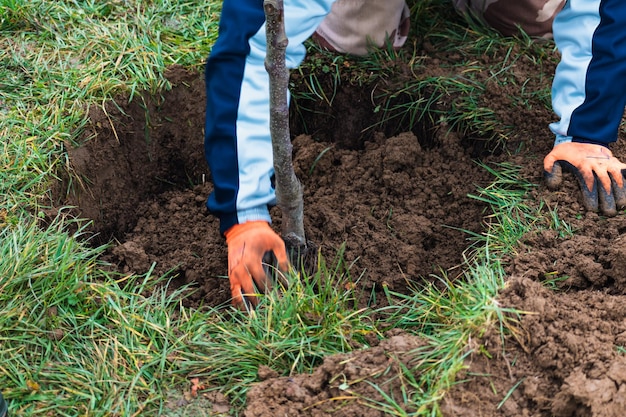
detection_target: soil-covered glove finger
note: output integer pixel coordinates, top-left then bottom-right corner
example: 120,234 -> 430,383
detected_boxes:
598,175 -> 616,217
543,143 -> 626,216
613,173 -> 626,209
225,221 -> 290,309
263,250 -> 290,288
267,238 -> 290,280
543,158 -> 564,190
544,160 -> 599,212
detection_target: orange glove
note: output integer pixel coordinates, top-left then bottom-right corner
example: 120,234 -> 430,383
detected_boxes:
224,221 -> 290,310
544,142 -> 626,216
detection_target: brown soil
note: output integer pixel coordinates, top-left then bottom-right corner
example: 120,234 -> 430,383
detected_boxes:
54,33 -> 626,417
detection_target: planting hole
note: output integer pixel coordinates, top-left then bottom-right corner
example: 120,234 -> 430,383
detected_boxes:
57,65 -> 495,308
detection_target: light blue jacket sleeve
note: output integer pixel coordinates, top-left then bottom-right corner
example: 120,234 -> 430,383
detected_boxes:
204,0 -> 336,234
550,0 -> 626,147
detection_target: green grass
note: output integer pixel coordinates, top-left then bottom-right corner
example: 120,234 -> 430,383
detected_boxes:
177,247 -> 378,407
0,0 -> 570,416
291,2 -> 558,150
368,161 -> 574,416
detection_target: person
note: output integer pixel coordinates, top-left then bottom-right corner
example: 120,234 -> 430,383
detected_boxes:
454,0 -> 565,38
204,0 -> 565,309
543,0 -> 626,216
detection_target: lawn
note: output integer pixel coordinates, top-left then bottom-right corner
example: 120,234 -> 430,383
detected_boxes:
2,1 -> 625,416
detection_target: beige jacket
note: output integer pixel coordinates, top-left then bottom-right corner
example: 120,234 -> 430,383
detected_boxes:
313,0 -> 410,56
313,0 -> 566,57
453,0 -> 566,38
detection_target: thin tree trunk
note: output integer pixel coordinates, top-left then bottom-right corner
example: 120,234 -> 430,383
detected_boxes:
264,0 -> 307,252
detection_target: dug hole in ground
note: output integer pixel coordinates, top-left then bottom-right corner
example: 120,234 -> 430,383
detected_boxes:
54,41 -> 626,416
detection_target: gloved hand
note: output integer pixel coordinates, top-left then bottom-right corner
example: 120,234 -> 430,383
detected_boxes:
544,142 -> 626,216
224,221 -> 290,310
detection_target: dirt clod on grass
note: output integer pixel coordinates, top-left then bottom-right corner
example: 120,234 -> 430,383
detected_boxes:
56,41 -> 626,416
245,331 -> 426,417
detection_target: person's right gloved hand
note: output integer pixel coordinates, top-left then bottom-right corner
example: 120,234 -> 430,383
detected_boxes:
224,221 -> 290,310
544,142 -> 626,216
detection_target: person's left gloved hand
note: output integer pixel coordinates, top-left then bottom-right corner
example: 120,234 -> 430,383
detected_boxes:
544,142 -> 626,216
224,221 -> 290,310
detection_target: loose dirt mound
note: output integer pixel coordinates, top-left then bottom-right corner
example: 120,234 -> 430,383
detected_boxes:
56,44 -> 626,417
60,63 -> 498,309
440,173 -> 626,417
442,275 -> 626,417
245,331 -> 426,417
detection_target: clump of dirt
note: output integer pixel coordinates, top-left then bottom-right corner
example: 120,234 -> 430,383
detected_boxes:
441,274 -> 626,417
245,331 -> 426,417
438,168 -> 626,416
54,30 -> 626,417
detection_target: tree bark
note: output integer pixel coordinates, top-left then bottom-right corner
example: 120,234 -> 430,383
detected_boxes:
263,0 -> 307,251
